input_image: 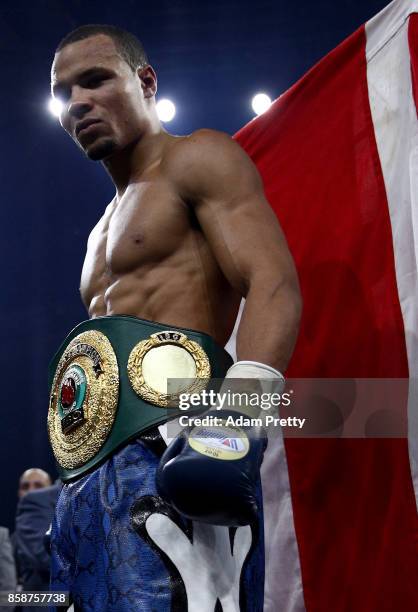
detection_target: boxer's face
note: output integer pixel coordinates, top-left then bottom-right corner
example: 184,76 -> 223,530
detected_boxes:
51,34 -> 153,160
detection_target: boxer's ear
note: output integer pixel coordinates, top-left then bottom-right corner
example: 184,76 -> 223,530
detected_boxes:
138,65 -> 157,98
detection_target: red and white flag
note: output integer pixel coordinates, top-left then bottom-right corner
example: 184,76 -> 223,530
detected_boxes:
232,0 -> 418,609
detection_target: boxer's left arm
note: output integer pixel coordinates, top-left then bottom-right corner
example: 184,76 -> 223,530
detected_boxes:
156,130 -> 301,526
174,128 -> 302,371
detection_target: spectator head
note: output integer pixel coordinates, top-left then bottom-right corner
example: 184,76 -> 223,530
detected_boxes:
18,468 -> 52,499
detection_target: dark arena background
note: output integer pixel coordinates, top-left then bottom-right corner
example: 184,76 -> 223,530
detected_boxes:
0,0 -> 390,530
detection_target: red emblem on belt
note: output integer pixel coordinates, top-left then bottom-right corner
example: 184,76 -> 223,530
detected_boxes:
61,378 -> 76,408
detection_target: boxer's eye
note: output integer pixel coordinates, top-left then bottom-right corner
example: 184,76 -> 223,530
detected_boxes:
85,76 -> 106,89
81,71 -> 112,90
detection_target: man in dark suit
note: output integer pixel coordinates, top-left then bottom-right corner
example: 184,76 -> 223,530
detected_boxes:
0,526 -> 17,612
14,483 -> 61,612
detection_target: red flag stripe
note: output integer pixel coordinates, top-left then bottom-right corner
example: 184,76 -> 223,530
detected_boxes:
233,1 -> 418,609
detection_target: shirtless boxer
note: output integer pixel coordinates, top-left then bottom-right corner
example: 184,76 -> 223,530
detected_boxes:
48,25 -> 301,611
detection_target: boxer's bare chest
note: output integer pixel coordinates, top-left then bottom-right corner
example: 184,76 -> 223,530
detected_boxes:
80,172 -> 209,316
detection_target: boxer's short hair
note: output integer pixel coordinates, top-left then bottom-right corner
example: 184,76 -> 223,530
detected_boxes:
56,24 -> 148,72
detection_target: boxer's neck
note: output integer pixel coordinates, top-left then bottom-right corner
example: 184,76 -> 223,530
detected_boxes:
103,126 -> 170,198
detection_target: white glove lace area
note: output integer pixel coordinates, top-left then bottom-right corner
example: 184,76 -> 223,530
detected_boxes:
225,360 -> 285,394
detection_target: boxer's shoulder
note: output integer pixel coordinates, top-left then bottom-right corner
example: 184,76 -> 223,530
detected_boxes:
164,128 -> 247,169
162,129 -> 262,203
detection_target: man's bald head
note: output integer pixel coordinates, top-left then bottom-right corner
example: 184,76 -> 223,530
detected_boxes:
18,468 -> 52,499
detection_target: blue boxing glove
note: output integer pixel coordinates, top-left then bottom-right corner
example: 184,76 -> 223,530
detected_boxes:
156,410 -> 266,526
156,361 -> 285,526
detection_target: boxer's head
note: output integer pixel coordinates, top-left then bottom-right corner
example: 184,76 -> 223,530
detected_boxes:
51,25 -> 158,161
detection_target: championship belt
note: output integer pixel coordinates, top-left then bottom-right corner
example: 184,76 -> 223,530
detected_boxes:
47,315 -> 233,481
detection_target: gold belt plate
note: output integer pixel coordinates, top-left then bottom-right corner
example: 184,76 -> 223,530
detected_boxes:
48,330 -> 119,469
127,330 -> 211,407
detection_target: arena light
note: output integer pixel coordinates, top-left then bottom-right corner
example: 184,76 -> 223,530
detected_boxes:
48,97 -> 63,118
156,99 -> 176,123
251,93 -> 272,116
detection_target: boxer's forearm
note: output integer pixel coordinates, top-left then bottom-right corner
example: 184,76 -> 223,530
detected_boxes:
236,278 -> 302,372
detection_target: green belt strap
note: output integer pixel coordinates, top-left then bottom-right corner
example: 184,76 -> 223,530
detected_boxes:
48,315 -> 233,481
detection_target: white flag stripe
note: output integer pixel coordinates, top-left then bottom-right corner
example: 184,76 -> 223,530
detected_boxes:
366,0 -> 418,62
261,425 -> 306,612
226,302 -> 305,611
366,0 -> 418,506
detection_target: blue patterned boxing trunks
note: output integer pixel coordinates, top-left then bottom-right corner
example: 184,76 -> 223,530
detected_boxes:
50,429 -> 265,611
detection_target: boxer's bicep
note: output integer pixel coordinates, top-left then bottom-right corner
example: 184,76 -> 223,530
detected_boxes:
176,129 -> 297,296
197,192 -> 294,297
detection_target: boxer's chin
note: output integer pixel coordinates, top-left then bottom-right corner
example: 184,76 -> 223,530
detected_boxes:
84,137 -> 116,161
